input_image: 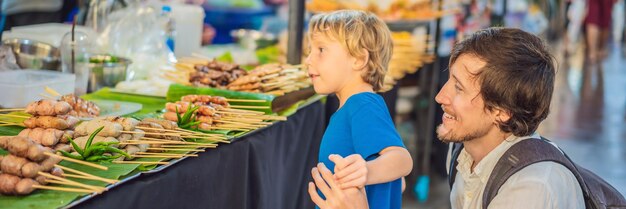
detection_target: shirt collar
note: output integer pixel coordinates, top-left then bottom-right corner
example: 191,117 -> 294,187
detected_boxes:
456,133 -> 541,183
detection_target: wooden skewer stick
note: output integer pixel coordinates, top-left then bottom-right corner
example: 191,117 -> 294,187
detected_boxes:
215,121 -> 264,129
147,147 -> 205,152
0,108 -> 25,112
0,114 -> 30,119
45,86 -> 63,96
120,142 -> 167,145
121,141 -> 218,147
38,172 -> 105,193
140,137 -> 221,144
216,111 -> 258,116
197,126 -> 249,131
212,122 -> 256,128
0,120 -> 26,125
123,130 -> 183,137
229,105 -> 270,110
32,184 -> 94,193
160,145 -> 217,148
180,132 -> 227,139
221,118 -> 272,125
225,98 -> 268,103
214,120 -> 264,127
138,127 -> 227,139
213,125 -> 255,130
44,152 -> 108,171
221,117 -> 266,124
181,137 -> 228,144
136,126 -> 187,133
221,116 -> 264,122
261,73 -> 280,80
123,140 -> 182,145
175,128 -> 226,136
219,109 -> 265,115
213,119 -> 260,126
179,135 -> 228,140
62,173 -> 113,183
245,115 -> 287,121
222,108 -> 266,114
124,140 -> 219,147
45,179 -> 73,185
131,155 -> 184,159
265,90 -> 285,96
39,93 -> 55,99
136,152 -> 198,157
55,164 -> 118,184
0,121 -> 25,127
112,161 -> 169,165
211,125 -> 253,131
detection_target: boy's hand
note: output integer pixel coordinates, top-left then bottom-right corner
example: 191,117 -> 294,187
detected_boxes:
329,154 -> 368,189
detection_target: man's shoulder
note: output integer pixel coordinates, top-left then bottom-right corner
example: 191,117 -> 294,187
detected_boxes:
503,161 -> 581,192
490,161 -> 585,208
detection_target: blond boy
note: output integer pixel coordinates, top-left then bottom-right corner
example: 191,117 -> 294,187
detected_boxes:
305,10 -> 413,209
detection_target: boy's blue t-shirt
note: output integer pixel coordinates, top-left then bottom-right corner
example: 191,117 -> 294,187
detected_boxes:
318,92 -> 405,209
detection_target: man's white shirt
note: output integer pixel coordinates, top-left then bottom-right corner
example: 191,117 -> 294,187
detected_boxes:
448,133 -> 585,209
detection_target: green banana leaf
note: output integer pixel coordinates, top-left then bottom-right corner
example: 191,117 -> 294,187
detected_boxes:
0,160 -> 139,209
255,45 -> 282,64
81,88 -> 168,116
0,127 -> 140,209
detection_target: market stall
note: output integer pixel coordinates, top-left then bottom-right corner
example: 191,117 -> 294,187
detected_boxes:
0,0 -> 443,208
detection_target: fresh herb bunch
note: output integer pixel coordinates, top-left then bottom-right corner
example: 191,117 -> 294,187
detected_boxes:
58,126 -> 131,162
175,105 -> 201,129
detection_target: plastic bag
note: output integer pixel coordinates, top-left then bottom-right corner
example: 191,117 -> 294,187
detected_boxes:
0,45 -> 21,71
96,4 -> 172,80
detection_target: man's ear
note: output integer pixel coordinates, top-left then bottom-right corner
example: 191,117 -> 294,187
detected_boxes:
493,107 -> 512,124
353,49 -> 369,71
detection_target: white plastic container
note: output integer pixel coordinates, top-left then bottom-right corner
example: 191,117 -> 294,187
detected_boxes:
0,70 -> 75,108
170,4 -> 205,57
1,23 -> 97,48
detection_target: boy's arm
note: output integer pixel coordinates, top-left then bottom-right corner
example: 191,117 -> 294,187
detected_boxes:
332,146 -> 412,189
365,146 -> 413,185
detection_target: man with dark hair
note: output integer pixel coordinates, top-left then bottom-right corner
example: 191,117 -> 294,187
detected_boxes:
309,27 -> 586,209
439,27 -> 583,209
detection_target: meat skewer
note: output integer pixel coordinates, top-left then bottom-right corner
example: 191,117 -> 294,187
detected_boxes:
74,120 -> 123,138
186,59 -> 248,88
0,173 -> 92,195
25,100 -> 72,116
23,115 -> 79,130
0,136 -> 52,162
102,116 -> 139,131
141,118 -> 178,130
59,94 -> 100,118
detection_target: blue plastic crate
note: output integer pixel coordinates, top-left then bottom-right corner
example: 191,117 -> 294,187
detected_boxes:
204,6 -> 274,44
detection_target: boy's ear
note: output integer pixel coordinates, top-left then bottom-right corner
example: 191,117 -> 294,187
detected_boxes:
353,49 -> 369,71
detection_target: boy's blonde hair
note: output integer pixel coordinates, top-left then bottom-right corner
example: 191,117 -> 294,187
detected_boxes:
308,10 -> 393,92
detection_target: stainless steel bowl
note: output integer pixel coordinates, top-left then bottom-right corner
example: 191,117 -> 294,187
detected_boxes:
1,38 -> 61,70
231,29 -> 277,49
87,55 -> 132,92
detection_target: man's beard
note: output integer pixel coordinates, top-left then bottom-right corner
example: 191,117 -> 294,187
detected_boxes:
436,124 -> 490,143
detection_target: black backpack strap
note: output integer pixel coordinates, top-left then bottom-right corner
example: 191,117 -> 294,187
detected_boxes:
448,143 -> 464,189
481,138 -> 592,209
